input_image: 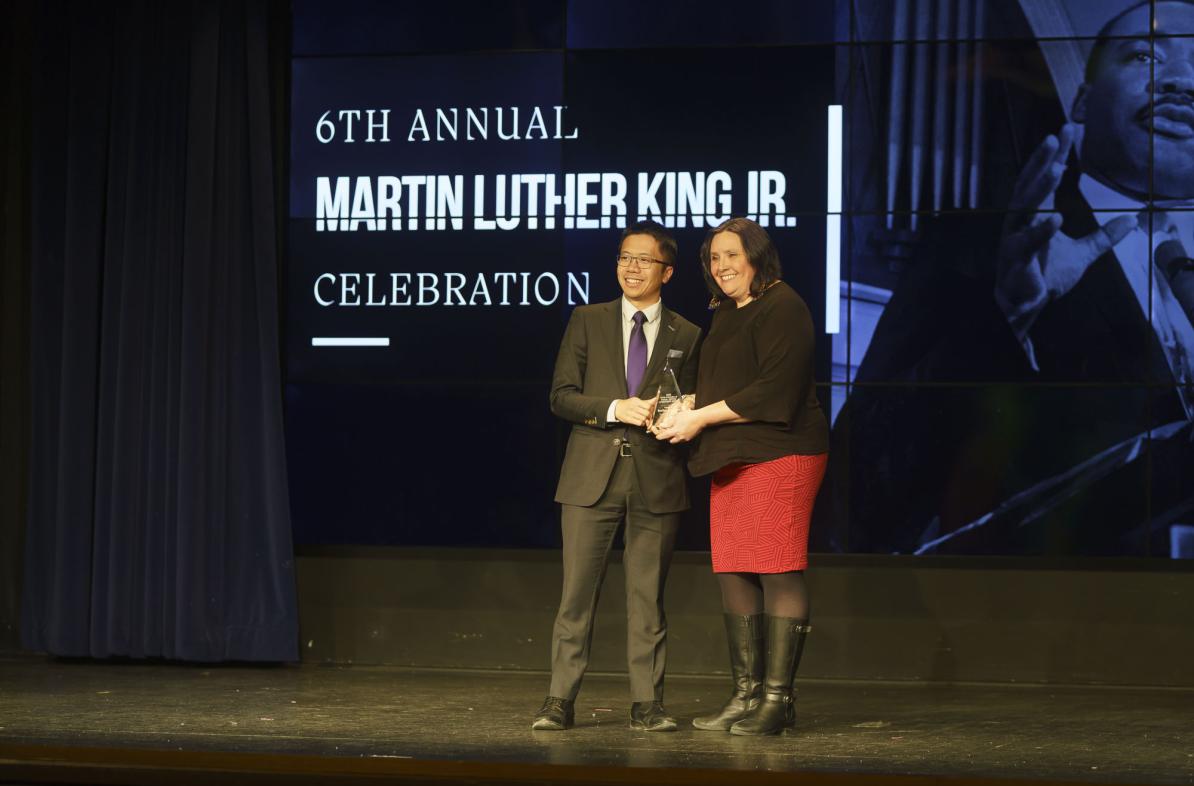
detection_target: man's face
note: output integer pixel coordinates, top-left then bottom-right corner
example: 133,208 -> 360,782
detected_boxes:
1076,2 -> 1194,199
616,233 -> 672,304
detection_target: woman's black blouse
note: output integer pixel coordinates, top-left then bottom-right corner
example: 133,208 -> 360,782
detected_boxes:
687,281 -> 829,477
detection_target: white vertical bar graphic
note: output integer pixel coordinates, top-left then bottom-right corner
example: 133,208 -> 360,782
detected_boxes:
826,104 -> 843,335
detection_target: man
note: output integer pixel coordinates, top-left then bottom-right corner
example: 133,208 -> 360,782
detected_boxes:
532,220 -> 701,731
834,0 -> 1194,556
995,0 -> 1194,379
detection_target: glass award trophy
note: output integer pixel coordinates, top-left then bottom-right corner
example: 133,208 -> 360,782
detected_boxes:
652,349 -> 694,428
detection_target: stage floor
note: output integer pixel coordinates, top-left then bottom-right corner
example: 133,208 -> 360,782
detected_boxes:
0,654 -> 1191,785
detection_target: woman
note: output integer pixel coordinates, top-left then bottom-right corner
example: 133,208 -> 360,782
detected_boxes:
653,217 -> 828,736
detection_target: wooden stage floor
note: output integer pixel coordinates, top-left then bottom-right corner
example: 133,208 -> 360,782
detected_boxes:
0,654 -> 1191,785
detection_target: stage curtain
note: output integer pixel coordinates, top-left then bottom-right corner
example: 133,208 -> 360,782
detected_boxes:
0,4 -> 33,652
21,0 -> 298,661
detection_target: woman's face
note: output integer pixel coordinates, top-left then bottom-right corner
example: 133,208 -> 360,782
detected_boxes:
708,231 -> 756,305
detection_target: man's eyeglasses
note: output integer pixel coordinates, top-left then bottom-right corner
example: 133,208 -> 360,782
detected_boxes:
616,253 -> 669,269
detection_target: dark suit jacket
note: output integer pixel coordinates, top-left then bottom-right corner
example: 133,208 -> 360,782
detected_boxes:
551,298 -> 701,514
823,168 -> 1191,556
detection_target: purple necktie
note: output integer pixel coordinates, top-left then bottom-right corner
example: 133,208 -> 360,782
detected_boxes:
626,311 -> 647,396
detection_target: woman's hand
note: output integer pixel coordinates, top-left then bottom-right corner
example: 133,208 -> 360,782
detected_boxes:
650,394 -> 693,431
652,407 -> 705,444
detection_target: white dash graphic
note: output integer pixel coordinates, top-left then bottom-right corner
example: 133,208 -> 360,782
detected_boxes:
311,337 -> 390,347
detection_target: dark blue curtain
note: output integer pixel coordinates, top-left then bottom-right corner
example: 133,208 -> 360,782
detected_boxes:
1,4 -> 32,653
21,0 -> 298,661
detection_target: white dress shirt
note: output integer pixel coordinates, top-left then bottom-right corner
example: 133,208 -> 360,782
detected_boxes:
1075,176 -> 1194,416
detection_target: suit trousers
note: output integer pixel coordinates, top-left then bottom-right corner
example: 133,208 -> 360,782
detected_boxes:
548,454 -> 680,702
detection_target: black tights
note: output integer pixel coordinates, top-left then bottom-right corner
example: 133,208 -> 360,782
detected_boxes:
717,571 -> 809,621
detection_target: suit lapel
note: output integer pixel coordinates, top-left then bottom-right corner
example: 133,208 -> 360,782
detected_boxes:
637,305 -> 679,397
1056,172 -> 1136,331
1058,170 -> 1170,380
601,299 -> 629,397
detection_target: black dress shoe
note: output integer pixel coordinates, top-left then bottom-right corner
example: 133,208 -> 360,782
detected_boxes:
531,696 -> 574,730
629,701 -> 678,732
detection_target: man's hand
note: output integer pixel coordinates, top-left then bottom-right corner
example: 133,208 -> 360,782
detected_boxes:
615,394 -> 658,428
996,123 -> 1137,340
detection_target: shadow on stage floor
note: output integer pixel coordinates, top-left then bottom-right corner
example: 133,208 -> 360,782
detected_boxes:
0,653 -> 1191,786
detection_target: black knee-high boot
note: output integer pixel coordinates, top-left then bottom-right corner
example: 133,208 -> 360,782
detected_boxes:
692,613 -> 765,730
729,616 -> 809,736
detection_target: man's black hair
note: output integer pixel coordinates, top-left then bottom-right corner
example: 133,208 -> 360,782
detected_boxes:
620,219 -> 678,266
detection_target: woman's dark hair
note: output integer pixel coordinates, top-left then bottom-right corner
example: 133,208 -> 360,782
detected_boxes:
698,217 -> 783,301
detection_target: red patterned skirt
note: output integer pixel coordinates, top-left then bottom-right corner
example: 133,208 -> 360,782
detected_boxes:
709,454 -> 828,573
